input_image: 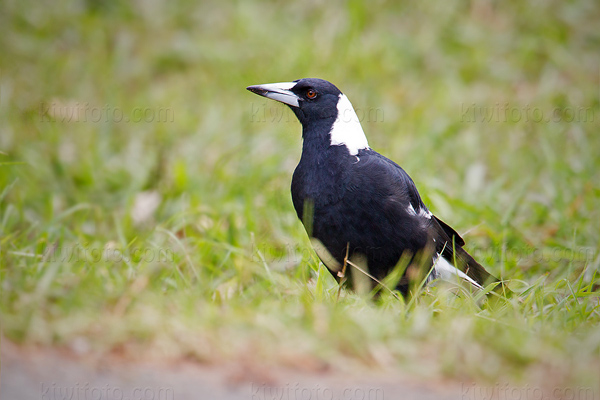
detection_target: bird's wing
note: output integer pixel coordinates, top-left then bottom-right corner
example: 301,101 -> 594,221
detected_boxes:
341,149 -> 432,250
353,150 -> 427,210
352,150 -> 502,290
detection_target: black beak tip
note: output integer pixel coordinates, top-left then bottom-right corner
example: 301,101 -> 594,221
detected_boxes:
246,86 -> 263,95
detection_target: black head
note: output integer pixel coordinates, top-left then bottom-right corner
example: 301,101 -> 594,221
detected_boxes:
247,78 -> 369,155
247,78 -> 343,125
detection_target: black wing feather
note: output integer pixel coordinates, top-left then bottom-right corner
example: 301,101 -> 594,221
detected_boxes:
433,216 -> 465,247
429,215 -> 501,289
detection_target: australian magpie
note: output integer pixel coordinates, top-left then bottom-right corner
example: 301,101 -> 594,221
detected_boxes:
247,78 -> 503,296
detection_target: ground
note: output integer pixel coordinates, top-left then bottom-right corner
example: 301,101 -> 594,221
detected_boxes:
1,0 -> 600,398
3,340 -> 464,400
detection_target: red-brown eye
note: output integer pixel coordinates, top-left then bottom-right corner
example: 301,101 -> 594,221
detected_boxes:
306,89 -> 317,99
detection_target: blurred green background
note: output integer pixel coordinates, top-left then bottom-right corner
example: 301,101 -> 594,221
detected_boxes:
1,0 -> 599,388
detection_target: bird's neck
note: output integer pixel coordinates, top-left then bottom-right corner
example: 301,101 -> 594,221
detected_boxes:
300,118 -> 337,160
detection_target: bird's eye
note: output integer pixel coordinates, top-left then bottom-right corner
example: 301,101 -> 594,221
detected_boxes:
306,89 -> 317,99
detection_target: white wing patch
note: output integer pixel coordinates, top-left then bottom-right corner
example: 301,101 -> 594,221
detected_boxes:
431,253 -> 483,289
329,94 -> 369,156
420,208 -> 433,219
406,203 -> 433,219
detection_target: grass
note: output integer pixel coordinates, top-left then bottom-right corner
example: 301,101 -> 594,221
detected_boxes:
1,0 -> 600,390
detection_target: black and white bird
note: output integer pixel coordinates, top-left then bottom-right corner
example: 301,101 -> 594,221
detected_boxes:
247,78 -> 503,296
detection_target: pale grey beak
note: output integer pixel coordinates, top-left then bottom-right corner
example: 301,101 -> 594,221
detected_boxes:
246,81 -> 300,107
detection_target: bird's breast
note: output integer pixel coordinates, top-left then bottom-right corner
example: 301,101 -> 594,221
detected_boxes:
291,152 -> 351,214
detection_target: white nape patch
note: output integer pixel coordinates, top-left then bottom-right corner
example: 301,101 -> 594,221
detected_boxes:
255,82 -> 299,107
407,204 -> 433,219
432,253 -> 483,289
329,94 -> 369,156
310,238 -> 342,272
420,209 -> 433,219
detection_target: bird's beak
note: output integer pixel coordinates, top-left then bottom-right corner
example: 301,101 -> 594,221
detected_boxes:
246,82 -> 300,108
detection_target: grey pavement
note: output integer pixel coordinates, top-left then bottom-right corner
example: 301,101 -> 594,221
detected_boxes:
2,341 -> 468,400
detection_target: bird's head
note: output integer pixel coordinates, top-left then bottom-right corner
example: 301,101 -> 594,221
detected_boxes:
247,78 -> 369,155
